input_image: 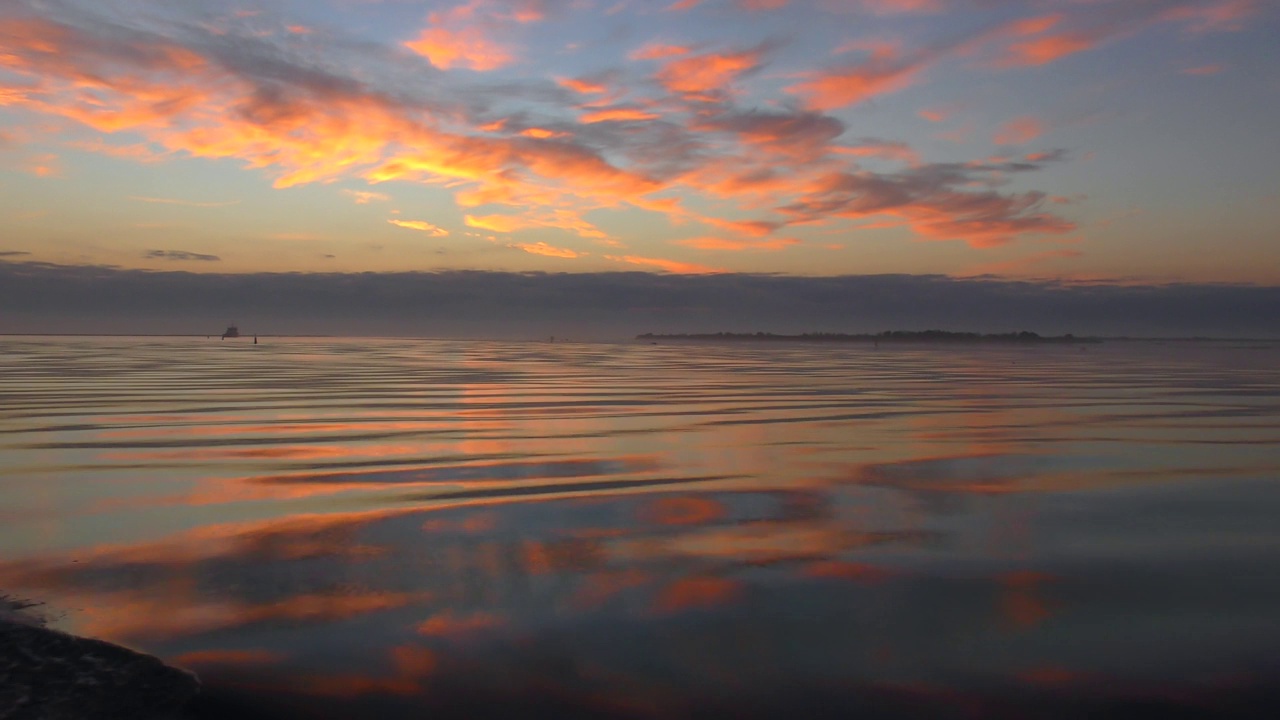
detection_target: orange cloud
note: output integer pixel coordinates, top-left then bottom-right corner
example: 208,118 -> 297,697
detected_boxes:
786,47 -> 922,110
557,76 -> 608,94
1001,33 -> 1095,66
403,26 -> 515,71
465,213 -> 532,233
835,140 -> 921,165
388,219 -> 449,236
993,116 -> 1044,145
656,48 -> 762,99
859,0 -> 944,14
676,236 -> 799,251
605,255 -> 723,274
579,107 -> 660,123
701,217 -> 782,237
509,241 -> 580,258
520,127 -> 564,138
665,0 -> 703,12
918,107 -> 949,122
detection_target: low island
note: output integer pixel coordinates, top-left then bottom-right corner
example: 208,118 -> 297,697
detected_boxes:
637,330 -> 1102,343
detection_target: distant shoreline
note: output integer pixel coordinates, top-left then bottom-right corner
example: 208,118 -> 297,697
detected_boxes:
637,331 -> 1103,344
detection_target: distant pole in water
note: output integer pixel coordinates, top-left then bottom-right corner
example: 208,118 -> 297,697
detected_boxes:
549,335 -> 555,343
254,336 -> 258,345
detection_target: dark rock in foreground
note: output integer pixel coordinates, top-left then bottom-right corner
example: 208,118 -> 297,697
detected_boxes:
0,619 -> 199,720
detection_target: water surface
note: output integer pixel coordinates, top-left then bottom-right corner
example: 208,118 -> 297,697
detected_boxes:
2,337 -> 1278,717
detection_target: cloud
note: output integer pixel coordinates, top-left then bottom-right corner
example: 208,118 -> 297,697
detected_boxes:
129,196 -> 240,208
402,3 -> 518,71
858,0 -> 945,14
0,250 -> 31,257
0,2 -> 1087,257
993,1 -> 1260,69
3,262 -> 1278,339
509,241 -> 580,258
605,255 -> 723,274
675,236 -> 799,251
388,219 -> 449,236
993,116 -> 1045,146
777,156 -> 1075,247
144,250 -> 221,261
343,190 -> 390,204
786,45 -> 926,110
579,107 -> 661,124
665,0 -> 703,12
655,48 -> 764,100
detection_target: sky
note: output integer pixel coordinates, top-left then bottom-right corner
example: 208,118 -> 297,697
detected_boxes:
1,0 -> 1278,336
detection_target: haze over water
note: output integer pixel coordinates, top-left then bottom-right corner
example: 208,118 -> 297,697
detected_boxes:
2,336 -> 1279,717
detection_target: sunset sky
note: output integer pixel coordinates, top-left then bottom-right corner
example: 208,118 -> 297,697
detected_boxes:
2,0 -> 1277,283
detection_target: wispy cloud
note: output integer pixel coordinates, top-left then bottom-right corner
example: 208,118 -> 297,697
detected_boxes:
342,190 -> 390,204
388,219 -> 449,236
509,241 -> 580,258
145,249 -> 221,261
993,116 -> 1045,146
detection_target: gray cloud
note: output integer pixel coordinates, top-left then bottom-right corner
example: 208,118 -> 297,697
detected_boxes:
1,261 -> 1276,340
144,250 -> 221,262
0,250 -> 32,257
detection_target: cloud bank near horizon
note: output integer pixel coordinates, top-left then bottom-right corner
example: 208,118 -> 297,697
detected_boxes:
2,261 -> 1276,339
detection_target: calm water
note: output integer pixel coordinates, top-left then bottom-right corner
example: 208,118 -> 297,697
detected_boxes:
2,337 -> 1279,717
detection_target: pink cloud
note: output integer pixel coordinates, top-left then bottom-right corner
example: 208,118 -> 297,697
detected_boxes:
579,107 -> 660,123
917,107 -> 950,123
859,0 -> 944,14
785,46 -> 924,110
605,255 -> 723,274
557,76 -> 608,94
403,26 -> 515,71
666,0 -> 703,11
676,235 -> 799,251
993,116 -> 1045,146
509,241 -> 580,258
388,219 -> 449,236
738,0 -> 789,10
656,48 -> 762,99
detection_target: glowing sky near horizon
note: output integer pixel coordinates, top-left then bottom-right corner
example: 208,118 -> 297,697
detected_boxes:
0,0 -> 1277,281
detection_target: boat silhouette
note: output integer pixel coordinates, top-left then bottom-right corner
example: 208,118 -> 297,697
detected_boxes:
221,325 -> 240,340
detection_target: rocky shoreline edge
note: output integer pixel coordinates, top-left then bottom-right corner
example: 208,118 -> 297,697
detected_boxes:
1,596 -> 200,720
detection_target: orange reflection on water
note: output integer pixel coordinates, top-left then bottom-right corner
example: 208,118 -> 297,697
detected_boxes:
417,610 -> 505,638
652,575 -> 741,614
171,648 -> 284,667
997,570 -> 1057,630
801,560 -> 897,584
639,496 -> 726,526
570,569 -> 653,610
